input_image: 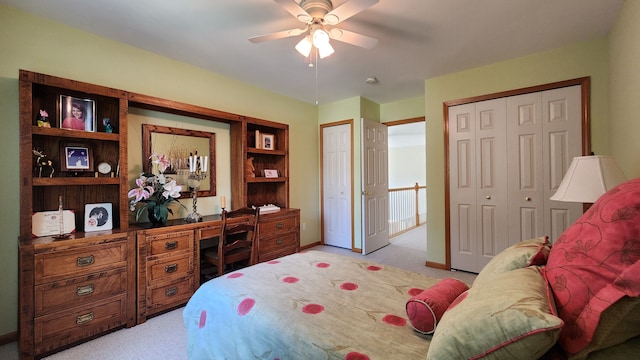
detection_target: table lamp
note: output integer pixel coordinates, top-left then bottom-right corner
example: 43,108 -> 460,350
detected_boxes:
551,155 -> 627,203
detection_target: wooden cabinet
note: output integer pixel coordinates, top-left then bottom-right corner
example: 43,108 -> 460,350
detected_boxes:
136,228 -> 197,324
18,71 -> 298,356
231,120 -> 290,209
258,209 -> 300,262
18,70 -> 133,359
19,234 -> 135,359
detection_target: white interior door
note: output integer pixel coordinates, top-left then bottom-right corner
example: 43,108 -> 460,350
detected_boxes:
450,100 -> 508,273
361,118 -> 389,254
322,123 -> 352,249
507,92 -> 545,244
449,103 -> 478,270
542,86 -> 583,241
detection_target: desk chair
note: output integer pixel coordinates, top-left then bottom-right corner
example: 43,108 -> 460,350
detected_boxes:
202,207 -> 260,277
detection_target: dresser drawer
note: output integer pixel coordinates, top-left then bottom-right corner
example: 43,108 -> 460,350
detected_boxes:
147,230 -> 193,256
260,216 -> 298,235
196,224 -> 222,240
34,295 -> 127,350
148,277 -> 195,312
146,255 -> 193,285
34,268 -> 127,315
259,232 -> 298,261
35,241 -> 127,284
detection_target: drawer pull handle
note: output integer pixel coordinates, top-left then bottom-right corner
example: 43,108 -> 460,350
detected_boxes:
276,223 -> 283,229
165,241 -> 178,250
165,287 -> 178,297
76,312 -> 94,325
165,264 -> 178,273
77,255 -> 94,267
76,284 -> 95,296
276,239 -> 283,245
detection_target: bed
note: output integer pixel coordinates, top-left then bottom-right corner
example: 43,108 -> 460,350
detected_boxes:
183,250 -> 439,359
184,177 -> 640,360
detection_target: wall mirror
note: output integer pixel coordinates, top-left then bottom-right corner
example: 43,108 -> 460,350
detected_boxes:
142,124 -> 216,197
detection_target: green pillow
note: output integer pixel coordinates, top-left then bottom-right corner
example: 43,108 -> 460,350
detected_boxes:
427,266 -> 563,360
473,236 -> 550,288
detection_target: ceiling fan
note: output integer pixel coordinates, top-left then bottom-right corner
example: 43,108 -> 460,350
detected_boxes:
249,0 -> 379,59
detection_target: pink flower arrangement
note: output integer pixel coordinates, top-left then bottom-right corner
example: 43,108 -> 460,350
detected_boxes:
128,153 -> 186,224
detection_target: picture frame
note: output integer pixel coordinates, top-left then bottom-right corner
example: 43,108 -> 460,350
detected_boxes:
262,133 -> 275,150
59,95 -> 96,132
60,143 -> 93,172
263,169 -> 279,178
84,203 -> 113,232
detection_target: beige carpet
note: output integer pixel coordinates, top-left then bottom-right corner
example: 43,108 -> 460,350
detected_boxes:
1,229 -> 474,360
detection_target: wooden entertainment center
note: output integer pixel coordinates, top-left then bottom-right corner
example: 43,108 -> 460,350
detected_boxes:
18,70 -> 299,359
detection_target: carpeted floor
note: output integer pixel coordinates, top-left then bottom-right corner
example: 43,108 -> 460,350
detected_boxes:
1,227 -> 474,359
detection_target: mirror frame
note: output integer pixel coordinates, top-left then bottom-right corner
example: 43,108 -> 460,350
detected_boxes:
142,124 -> 216,197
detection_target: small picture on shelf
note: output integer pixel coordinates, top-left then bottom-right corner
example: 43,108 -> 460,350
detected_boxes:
59,95 -> 96,132
263,169 -> 279,178
84,203 -> 113,232
262,133 -> 275,150
60,143 -> 93,172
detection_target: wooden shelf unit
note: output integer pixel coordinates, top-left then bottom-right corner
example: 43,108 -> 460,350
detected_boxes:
18,70 -> 134,360
18,70 -> 296,359
232,120 -> 290,209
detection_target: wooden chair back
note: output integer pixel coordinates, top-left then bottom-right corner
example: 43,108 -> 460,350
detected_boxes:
212,207 -> 259,276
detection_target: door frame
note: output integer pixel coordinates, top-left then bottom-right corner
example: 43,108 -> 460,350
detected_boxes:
320,119 -> 355,250
441,77 -> 591,270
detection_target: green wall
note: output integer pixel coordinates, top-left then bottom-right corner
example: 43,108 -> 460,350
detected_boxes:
380,96 -> 425,122
609,0 -> 640,179
424,37 -> 614,265
0,5 -> 319,336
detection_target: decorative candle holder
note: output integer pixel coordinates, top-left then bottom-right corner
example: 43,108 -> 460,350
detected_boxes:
185,171 -> 207,223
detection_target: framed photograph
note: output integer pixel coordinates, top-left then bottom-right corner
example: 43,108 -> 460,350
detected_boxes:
262,133 -> 275,150
32,210 -> 76,237
60,143 -> 93,172
59,95 -> 96,132
85,203 -> 113,232
263,169 -> 279,178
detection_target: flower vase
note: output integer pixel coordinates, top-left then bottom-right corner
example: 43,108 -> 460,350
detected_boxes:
147,204 -> 168,226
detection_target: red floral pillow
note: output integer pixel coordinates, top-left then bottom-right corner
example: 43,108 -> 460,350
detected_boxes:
545,177 -> 640,356
406,278 -> 468,334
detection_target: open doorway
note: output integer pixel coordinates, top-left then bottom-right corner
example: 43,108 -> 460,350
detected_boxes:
386,119 -> 426,252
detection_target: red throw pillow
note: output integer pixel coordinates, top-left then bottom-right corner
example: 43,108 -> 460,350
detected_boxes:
545,177 -> 640,356
406,278 -> 469,334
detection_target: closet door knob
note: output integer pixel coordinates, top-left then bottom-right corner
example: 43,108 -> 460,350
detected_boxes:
485,195 -> 491,200
525,196 -> 531,201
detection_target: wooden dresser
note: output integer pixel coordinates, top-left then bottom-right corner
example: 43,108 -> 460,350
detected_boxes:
135,209 -> 300,323
135,225 -> 198,324
19,233 -> 136,359
258,209 -> 300,262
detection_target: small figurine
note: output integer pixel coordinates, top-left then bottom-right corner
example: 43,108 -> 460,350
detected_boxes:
33,148 -> 55,178
103,118 -> 113,133
244,157 -> 255,178
36,109 -> 51,128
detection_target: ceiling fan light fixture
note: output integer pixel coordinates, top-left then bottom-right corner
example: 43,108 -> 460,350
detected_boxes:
318,42 -> 335,59
312,29 -> 330,47
295,35 -> 313,57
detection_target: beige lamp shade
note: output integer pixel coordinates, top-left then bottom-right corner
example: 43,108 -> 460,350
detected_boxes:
551,155 -> 627,203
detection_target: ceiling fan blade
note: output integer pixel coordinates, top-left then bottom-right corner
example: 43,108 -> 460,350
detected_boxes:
249,28 -> 307,43
329,28 -> 378,49
273,0 -> 313,23
324,0 -> 379,25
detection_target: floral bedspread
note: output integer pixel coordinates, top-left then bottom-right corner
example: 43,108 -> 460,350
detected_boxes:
183,250 -> 439,359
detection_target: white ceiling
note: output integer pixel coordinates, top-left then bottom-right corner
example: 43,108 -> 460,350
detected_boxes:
1,0 -> 623,105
